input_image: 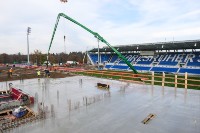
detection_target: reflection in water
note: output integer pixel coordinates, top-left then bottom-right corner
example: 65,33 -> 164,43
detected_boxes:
51,104 -> 55,118
184,91 -> 187,104
184,88 -> 188,104
35,92 -> 38,103
151,86 -> 154,97
185,88 -> 188,94
119,83 -> 130,93
119,86 -> 126,93
20,77 -> 24,84
162,86 -> 165,96
174,87 -> 177,98
79,78 -> 83,88
57,90 -> 59,106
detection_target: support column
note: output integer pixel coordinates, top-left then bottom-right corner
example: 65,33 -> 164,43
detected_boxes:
151,71 -> 154,85
162,72 -> 165,87
185,72 -> 188,92
175,74 -> 177,88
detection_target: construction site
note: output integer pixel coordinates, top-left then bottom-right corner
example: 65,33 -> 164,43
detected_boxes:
1,0 -> 200,133
0,74 -> 199,133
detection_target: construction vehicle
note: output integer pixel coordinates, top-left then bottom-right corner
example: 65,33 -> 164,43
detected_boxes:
0,83 -> 34,111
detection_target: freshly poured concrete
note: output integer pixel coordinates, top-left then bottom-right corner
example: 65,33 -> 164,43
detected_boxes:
1,76 -> 200,133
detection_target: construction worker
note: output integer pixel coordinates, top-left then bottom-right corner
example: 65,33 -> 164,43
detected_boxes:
46,69 -> 50,77
44,69 -> 50,78
9,68 -> 13,77
37,70 -> 41,78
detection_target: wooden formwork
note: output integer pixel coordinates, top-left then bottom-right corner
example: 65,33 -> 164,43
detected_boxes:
0,106 -> 43,132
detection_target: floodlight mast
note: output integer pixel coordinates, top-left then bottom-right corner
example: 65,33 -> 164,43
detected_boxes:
60,0 -> 68,3
27,27 -> 31,65
47,13 -> 138,73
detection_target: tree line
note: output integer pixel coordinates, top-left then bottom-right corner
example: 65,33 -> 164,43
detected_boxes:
0,50 -> 87,65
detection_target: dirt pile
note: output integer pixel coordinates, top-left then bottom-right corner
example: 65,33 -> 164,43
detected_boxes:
0,67 -> 73,82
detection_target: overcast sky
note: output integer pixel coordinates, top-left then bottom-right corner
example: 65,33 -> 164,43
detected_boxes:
0,0 -> 200,54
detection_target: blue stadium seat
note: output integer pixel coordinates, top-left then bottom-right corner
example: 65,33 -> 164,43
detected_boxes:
179,68 -> 200,74
89,54 -> 98,63
105,65 -> 113,69
89,52 -> 200,74
187,62 -> 200,66
101,54 -> 112,62
137,61 -> 153,65
187,53 -> 200,66
134,66 -> 151,71
110,55 -> 118,63
151,67 -> 178,73
159,61 -> 178,66
111,65 -> 129,70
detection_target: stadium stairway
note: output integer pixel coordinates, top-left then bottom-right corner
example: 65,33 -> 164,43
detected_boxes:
107,54 -> 113,63
177,67 -> 181,73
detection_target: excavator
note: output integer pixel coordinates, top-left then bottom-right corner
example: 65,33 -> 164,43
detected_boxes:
47,13 -> 138,74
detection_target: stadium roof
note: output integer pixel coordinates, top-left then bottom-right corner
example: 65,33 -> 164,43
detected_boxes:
89,39 -> 200,52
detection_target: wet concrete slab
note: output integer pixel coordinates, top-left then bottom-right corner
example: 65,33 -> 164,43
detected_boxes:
0,76 -> 200,133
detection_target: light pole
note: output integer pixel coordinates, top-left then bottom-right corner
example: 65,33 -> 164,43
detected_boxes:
64,35 -> 66,54
97,39 -> 100,69
60,0 -> 68,2
27,27 -> 31,65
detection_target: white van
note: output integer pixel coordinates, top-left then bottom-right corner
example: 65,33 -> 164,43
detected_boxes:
43,61 -> 51,66
66,61 -> 78,65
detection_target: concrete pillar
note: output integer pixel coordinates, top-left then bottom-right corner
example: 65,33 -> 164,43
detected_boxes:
151,71 -> 154,85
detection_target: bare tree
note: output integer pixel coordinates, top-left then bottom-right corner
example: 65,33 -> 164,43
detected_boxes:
30,50 -> 44,65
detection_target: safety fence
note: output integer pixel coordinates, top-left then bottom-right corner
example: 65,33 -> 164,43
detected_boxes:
75,70 -> 200,90
142,72 -> 200,90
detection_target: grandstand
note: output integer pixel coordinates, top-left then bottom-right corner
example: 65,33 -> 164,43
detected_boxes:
88,39 -> 200,74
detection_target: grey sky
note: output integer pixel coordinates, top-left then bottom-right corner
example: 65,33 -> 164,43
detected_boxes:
0,0 -> 200,54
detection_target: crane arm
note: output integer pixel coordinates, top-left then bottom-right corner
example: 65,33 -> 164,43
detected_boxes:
48,13 -> 138,73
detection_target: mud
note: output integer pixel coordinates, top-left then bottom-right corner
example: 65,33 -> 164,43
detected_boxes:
0,67 -> 73,82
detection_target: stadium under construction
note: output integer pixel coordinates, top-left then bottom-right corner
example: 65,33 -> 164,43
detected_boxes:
0,39 -> 200,133
0,2 -> 200,131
